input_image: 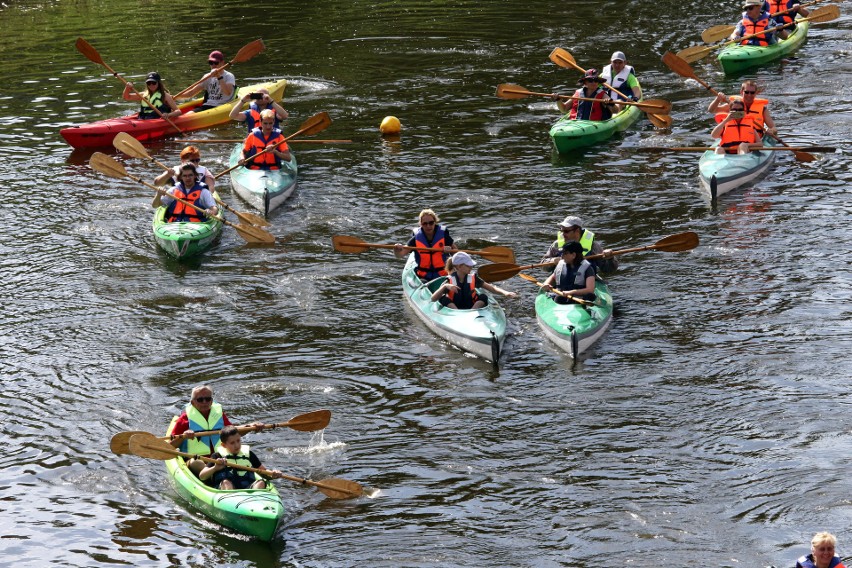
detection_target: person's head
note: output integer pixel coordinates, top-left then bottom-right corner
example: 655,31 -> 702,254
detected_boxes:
811,532 -> 837,562
743,0 -> 763,15
180,145 -> 201,165
610,51 -> 627,72
558,215 -> 583,240
208,50 -> 225,67
740,80 -> 759,100
577,68 -> 606,87
259,109 -> 276,132
219,425 -> 242,454
256,88 -> 271,105
561,240 -> 584,266
729,100 -> 745,117
179,163 -> 198,186
190,384 -> 214,412
418,209 -> 439,235
145,72 -> 163,93
447,251 -> 475,275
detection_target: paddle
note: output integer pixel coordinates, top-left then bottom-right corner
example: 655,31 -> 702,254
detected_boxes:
517,273 -> 595,306
637,145 -> 836,153
700,0 -> 827,43
174,39 -> 266,99
127,433 -> 362,500
112,132 -> 271,227
89,152 -> 275,244
495,83 -> 672,114
109,409 -> 332,456
213,112 -> 332,180
478,232 -> 700,282
547,48 -> 674,129
180,139 -> 353,144
331,235 -> 516,264
676,5 -> 840,63
75,37 -> 185,136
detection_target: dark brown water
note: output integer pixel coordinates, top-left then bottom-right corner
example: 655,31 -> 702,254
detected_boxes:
1,0 -> 850,566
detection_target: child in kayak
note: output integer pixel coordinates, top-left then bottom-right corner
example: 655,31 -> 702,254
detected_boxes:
199,426 -> 283,490
430,251 -> 517,310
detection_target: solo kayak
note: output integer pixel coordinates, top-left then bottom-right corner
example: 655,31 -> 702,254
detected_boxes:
226,143 -> 298,216
698,136 -> 776,198
549,96 -> 643,153
152,194 -> 223,259
164,417 -> 285,541
718,18 -> 810,74
60,79 -> 287,148
534,279 -> 613,358
402,253 -> 508,364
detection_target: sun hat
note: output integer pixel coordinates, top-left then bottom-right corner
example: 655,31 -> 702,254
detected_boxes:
743,0 -> 763,7
558,216 -> 583,229
577,68 -> 606,85
451,251 -> 475,267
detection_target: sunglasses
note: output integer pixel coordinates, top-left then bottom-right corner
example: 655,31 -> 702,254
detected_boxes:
188,158 -> 201,163
421,220 -> 436,226
194,396 -> 213,403
208,60 -> 221,65
583,79 -> 598,83
562,226 -> 579,232
146,80 -> 158,85
742,90 -> 756,94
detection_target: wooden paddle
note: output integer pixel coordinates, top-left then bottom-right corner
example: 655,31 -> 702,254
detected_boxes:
637,145 -> 836,153
75,37 -> 185,136
331,235 -> 516,263
174,39 -> 266,99
676,6 -> 840,63
89,152 -> 275,244
180,139 -> 353,144
478,232 -> 700,282
127,433 -> 363,499
548,48 -> 674,129
517,273 -> 595,306
495,83 -> 672,114
701,0 -> 827,43
112,132 -> 271,227
109,409 -> 332,456
213,111 -> 332,180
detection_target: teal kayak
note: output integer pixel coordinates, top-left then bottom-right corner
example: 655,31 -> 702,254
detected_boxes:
227,143 -> 298,216
164,417 -> 285,541
152,193 -> 223,259
534,280 -> 613,358
549,100 -> 642,153
718,18 -> 810,74
698,136 -> 776,198
401,254 -> 508,363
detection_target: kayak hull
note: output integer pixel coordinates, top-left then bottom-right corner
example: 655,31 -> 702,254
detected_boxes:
718,19 -> 810,74
549,102 -> 642,153
60,79 -> 287,148
402,254 -> 508,363
698,136 -> 776,198
227,143 -> 298,216
534,280 -> 613,358
152,195 -> 223,259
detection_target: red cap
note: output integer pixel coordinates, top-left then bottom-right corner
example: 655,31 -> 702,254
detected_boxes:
208,50 -> 224,62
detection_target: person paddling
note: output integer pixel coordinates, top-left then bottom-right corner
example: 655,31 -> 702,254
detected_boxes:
179,50 -> 236,111
795,532 -> 846,568
238,109 -> 291,170
541,241 -> 597,303
708,80 -> 777,139
122,72 -> 180,120
161,164 -> 219,222
600,51 -> 642,113
711,100 -> 759,155
541,215 -> 618,273
154,145 -> 215,192
731,0 -> 778,45
768,0 -> 810,39
393,209 -> 458,282
199,426 -> 284,490
555,68 -> 613,121
430,252 -> 517,310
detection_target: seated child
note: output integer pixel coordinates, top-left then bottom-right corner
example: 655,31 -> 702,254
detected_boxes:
199,425 -> 283,490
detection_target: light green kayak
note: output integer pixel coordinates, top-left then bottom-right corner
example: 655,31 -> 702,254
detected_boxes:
718,18 -> 810,74
698,136 -> 776,198
549,100 -> 642,153
152,192 -> 223,259
534,279 -> 613,358
402,253 -> 508,364
227,143 -> 298,217
164,417 -> 284,541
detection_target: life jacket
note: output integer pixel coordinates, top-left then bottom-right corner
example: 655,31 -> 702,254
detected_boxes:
413,225 -> 448,280
556,228 -> 596,256
166,182 -> 207,223
740,12 -> 773,46
767,0 -> 795,25
213,443 -> 261,482
179,402 -> 225,455
600,64 -> 637,101
569,86 -> 612,121
554,259 -> 595,299
244,102 -> 279,131
796,554 -> 846,568
446,273 -> 479,309
138,90 -> 170,120
242,128 -> 287,170
731,96 -> 769,137
720,119 -> 758,152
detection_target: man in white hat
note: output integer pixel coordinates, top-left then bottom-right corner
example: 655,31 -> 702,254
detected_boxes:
542,215 -> 618,273
600,51 -> 642,113
730,0 -> 777,45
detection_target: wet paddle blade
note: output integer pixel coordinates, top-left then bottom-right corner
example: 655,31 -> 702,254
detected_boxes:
233,222 -> 275,244
90,152 -> 129,179
287,112 -> 332,140
548,47 -> 579,70
232,39 -> 265,63
701,24 -> 735,44
331,235 -> 371,253
283,409 -> 332,432
637,98 -> 672,114
662,51 -> 699,81
113,132 -> 151,160
653,231 -> 699,252
127,433 -> 174,460
225,205 -> 271,227
75,37 -> 104,65
807,5 -> 839,23
647,113 -> 673,129
676,44 -> 714,64
476,246 -> 515,264
478,263 -> 523,283
312,478 -> 364,500
495,84 -> 533,100
110,430 -> 150,455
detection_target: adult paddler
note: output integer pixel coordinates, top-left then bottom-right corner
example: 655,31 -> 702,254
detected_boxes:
600,51 -> 643,113
708,79 -> 777,140
393,208 -> 459,282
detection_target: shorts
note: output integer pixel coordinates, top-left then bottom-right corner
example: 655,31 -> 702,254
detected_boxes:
439,294 -> 489,309
213,470 -> 257,489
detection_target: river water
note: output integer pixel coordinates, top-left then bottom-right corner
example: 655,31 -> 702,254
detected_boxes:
1,0 -> 850,566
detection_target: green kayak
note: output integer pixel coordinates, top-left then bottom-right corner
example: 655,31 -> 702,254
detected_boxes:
164,417 -> 285,541
718,18 -> 810,74
152,193 -> 223,259
549,102 -> 642,153
402,254 -> 508,364
227,143 -> 298,217
534,280 -> 613,358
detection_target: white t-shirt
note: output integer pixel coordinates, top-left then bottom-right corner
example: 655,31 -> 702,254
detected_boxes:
203,70 -> 236,107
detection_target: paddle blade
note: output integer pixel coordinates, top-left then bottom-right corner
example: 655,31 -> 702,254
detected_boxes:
548,47 -> 579,70
653,231 -> 699,252
128,433 -> 176,460
113,132 -> 151,160
75,37 -> 104,65
284,409 -> 332,432
110,430 -> 150,455
702,24 -> 735,44
647,113 -> 673,129
517,273 -> 543,286
477,246 -> 516,264
232,39 -> 265,63
313,477 -> 364,500
90,152 -> 129,179
639,98 -> 672,114
477,262 -> 523,283
662,51 -> 698,81
495,83 -> 533,100
225,205 -> 271,227
233,222 -> 275,244
676,45 -> 713,64
807,4 -> 839,23
287,112 -> 332,140
331,235 -> 371,253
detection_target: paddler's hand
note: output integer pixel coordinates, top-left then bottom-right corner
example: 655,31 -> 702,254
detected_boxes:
213,458 -> 227,471
602,249 -> 614,259
714,92 -> 729,104
766,126 -> 777,137
183,430 -> 197,439
602,97 -> 614,106
267,469 -> 284,479
542,284 -> 553,292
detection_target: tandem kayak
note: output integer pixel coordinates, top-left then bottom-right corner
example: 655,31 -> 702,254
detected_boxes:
226,143 -> 298,216
718,18 -> 810,74
402,254 -> 508,364
152,194 -> 223,259
549,101 -> 642,153
164,418 -> 284,541
60,79 -> 287,149
534,280 -> 613,359
698,136 -> 776,198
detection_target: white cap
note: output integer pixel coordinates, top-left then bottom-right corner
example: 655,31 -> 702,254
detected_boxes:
611,51 -> 627,62
451,251 -> 475,267
558,215 -> 583,229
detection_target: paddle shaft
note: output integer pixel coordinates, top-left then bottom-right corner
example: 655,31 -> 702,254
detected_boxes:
519,274 -> 593,305
174,39 -> 265,99
180,139 -> 353,144
500,86 -> 668,112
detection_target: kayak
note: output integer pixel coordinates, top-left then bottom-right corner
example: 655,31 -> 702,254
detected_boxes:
718,18 -> 810,74
401,253 -> 508,364
227,143 -> 298,216
534,279 -> 613,358
164,417 -> 285,541
549,97 -> 643,153
698,136 -> 776,198
60,79 -> 287,149
152,193 -> 223,259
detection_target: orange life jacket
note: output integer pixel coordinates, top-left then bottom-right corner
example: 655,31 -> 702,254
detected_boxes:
414,225 -> 448,280
446,274 -> 479,309
242,128 -> 288,170
740,13 -> 772,46
732,96 -> 769,137
166,183 -> 205,223
720,120 -> 758,152
766,0 -> 795,25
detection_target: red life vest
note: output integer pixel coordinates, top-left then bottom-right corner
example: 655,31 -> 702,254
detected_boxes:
740,13 -> 772,46
242,128 -> 288,170
166,183 -> 205,223
446,274 -> 479,309
766,0 -> 794,25
414,225 -> 448,280
569,87 -> 610,121
720,120 -> 757,152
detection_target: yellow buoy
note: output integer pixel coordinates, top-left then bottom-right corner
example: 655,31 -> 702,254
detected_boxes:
380,116 -> 401,135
